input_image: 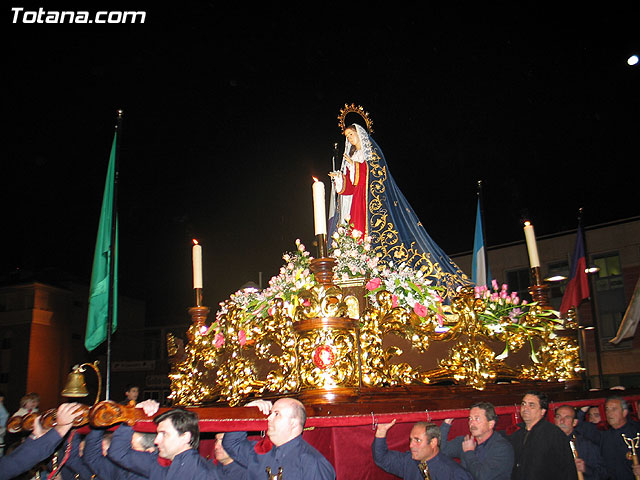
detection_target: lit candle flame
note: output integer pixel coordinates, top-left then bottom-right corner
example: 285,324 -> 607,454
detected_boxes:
193,239 -> 199,245
312,176 -> 319,182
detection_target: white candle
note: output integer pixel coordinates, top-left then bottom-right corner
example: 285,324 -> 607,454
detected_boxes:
192,240 -> 203,289
312,177 -> 327,235
523,222 -> 541,268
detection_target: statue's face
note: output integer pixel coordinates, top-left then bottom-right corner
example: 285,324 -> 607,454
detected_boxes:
344,128 -> 361,150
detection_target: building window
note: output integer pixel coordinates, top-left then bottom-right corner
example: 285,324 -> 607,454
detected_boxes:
546,261 -> 569,310
592,252 -> 628,349
506,268 -> 532,303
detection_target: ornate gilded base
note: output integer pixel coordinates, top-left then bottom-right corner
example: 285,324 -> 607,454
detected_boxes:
168,282 -> 583,407
294,317 -> 361,403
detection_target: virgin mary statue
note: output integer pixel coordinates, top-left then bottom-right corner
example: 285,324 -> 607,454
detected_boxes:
329,119 -> 470,301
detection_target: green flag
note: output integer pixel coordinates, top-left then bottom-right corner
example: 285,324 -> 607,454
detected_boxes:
85,133 -> 118,351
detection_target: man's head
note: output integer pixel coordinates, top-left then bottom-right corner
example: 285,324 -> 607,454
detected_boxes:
468,402 -> 497,443
604,396 -> 628,429
153,408 -> 200,460
586,406 -> 601,423
409,422 -> 440,462
20,392 -> 40,410
554,405 -> 577,436
132,432 -> 156,453
124,384 -> 140,403
520,391 -> 548,429
213,433 -> 233,465
266,398 -> 306,447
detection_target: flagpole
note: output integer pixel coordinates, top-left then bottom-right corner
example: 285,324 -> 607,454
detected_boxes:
106,110 -> 123,400
477,180 -> 490,285
579,208 -> 605,389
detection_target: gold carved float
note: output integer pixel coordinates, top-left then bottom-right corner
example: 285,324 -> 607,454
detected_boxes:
167,229 -> 583,407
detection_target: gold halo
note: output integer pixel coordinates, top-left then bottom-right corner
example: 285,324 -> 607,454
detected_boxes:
337,103 -> 374,134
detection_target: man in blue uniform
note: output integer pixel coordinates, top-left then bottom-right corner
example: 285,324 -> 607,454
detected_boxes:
108,404 -> 219,479
372,419 -> 473,479
577,395 -> 640,479
211,433 -> 247,479
83,428 -> 156,479
223,397 -> 335,480
440,402 -> 514,479
0,403 -> 84,480
553,405 -> 606,479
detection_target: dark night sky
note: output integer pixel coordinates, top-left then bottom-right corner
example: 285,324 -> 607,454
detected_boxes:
5,4 -> 639,324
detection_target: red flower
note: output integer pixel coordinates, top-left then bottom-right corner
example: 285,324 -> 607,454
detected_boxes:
413,303 -> 428,317
366,277 -> 382,291
392,295 -> 399,308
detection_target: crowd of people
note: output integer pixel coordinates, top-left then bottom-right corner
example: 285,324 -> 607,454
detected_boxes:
0,389 -> 639,479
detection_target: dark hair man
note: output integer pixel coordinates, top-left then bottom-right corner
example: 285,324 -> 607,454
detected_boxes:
508,391 -> 578,480
108,400 -> 221,479
440,401 -> 514,479
372,419 -> 473,479
120,384 -> 140,405
223,398 -> 335,479
553,405 -> 606,480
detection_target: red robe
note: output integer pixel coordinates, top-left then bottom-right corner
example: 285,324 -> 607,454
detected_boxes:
337,159 -> 368,236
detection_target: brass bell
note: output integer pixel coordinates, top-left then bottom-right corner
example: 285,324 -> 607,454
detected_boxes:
61,361 -> 102,404
61,370 -> 89,397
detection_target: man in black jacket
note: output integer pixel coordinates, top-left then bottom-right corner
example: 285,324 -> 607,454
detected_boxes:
508,391 -> 578,480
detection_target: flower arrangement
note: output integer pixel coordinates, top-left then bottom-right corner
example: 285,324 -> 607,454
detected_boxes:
329,221 -> 379,281
365,261 -> 445,323
211,239 -> 315,347
476,280 -> 562,361
476,280 -> 527,327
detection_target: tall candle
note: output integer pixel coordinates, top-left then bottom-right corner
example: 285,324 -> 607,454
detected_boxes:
523,222 -> 541,268
312,177 -> 327,235
192,239 -> 203,289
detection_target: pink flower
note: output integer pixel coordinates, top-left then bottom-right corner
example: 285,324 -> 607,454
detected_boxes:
214,333 -> 225,348
366,277 -> 382,291
238,330 -> 247,346
436,313 -> 445,327
413,303 -> 428,317
492,279 -> 499,291
392,294 -> 398,308
302,298 -> 311,307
